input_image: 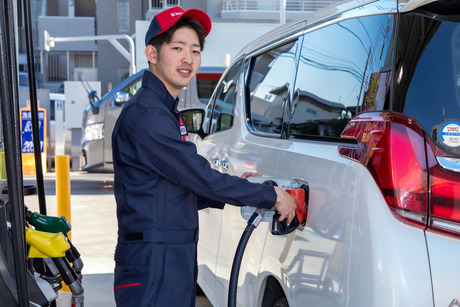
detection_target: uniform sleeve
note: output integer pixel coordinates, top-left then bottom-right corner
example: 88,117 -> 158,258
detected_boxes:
196,194 -> 225,210
133,107 -> 276,209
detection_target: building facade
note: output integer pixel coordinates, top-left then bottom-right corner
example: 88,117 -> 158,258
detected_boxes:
25,0 -> 340,95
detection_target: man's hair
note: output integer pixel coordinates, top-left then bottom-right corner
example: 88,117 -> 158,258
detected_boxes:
148,17 -> 206,53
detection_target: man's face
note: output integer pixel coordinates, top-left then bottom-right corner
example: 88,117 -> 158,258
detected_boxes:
148,27 -> 202,98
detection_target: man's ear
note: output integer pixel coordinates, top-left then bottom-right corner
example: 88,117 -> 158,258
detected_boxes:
145,45 -> 158,64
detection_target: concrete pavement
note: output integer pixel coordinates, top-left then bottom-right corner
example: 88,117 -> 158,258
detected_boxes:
24,171 -> 212,307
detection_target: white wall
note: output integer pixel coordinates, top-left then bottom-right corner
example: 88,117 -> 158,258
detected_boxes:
64,81 -> 101,129
135,21 -> 278,71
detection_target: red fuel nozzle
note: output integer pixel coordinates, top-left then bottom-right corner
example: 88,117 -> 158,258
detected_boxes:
286,188 -> 307,226
271,187 -> 308,236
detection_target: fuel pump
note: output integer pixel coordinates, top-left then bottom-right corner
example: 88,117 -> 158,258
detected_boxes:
228,178 -> 309,307
25,208 -> 84,307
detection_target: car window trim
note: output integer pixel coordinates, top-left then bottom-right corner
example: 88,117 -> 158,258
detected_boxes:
204,58 -> 243,136
244,37 -> 303,139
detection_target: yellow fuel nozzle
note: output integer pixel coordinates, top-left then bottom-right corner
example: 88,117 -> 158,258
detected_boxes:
26,227 -> 70,259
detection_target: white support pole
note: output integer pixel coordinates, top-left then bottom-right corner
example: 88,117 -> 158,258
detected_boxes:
51,94 -> 66,156
280,0 -> 286,25
68,0 -> 75,17
66,51 -> 70,81
44,31 -> 137,76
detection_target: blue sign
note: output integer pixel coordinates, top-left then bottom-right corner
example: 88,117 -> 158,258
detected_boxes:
21,110 -> 45,154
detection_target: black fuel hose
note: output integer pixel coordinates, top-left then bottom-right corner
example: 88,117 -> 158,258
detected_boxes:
228,208 -> 265,307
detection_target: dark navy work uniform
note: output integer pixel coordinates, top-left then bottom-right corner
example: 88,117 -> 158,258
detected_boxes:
112,70 -> 276,307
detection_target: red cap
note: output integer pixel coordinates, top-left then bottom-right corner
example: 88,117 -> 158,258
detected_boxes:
145,6 -> 212,46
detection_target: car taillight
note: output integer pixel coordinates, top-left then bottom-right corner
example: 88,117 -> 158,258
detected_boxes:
426,139 -> 460,235
338,112 -> 460,236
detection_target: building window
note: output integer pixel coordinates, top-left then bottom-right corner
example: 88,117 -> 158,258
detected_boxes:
150,0 -> 180,9
117,2 -> 129,32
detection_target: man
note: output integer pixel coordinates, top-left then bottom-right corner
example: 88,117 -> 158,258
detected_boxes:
111,6 -> 296,306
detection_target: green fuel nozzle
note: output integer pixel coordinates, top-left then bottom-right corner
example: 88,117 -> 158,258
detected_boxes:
26,209 -> 71,237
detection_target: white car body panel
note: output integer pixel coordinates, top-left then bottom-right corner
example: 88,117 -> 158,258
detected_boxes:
197,72 -> 433,306
425,231 -> 460,307
196,0 -> 460,306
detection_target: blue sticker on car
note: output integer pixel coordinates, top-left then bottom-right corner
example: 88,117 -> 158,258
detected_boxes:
440,121 -> 460,147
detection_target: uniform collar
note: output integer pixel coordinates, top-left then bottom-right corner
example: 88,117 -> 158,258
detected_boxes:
142,70 -> 179,112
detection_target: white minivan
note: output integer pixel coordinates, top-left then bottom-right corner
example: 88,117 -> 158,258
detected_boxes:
184,0 -> 460,306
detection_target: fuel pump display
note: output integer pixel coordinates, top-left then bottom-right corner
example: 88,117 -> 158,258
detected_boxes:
228,178 -> 309,307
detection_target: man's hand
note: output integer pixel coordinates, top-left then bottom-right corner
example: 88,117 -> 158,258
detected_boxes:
240,173 -> 296,224
273,186 -> 297,224
240,172 -> 262,179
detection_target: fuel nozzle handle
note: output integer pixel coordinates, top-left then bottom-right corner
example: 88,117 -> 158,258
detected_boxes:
271,187 -> 308,236
26,227 -> 84,296
287,187 -> 308,225
247,208 -> 266,227
66,240 -> 84,274
26,208 -> 84,272
52,257 -> 83,295
26,209 -> 71,236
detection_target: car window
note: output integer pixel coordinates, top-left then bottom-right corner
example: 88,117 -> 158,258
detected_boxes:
204,61 -> 242,134
121,79 -> 142,98
394,14 -> 460,156
290,14 -> 394,138
196,74 -> 221,104
247,40 -> 299,134
110,76 -> 142,108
